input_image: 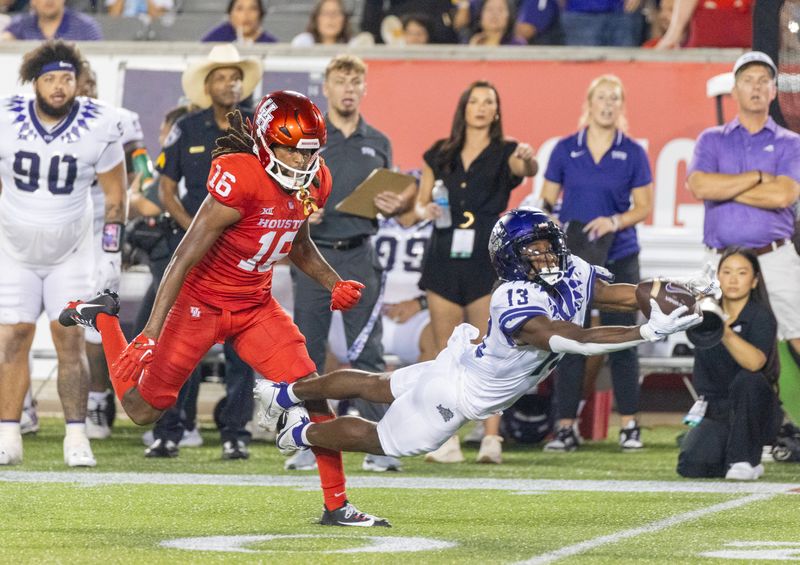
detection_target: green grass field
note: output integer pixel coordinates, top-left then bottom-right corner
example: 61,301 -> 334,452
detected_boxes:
2,419 -> 799,564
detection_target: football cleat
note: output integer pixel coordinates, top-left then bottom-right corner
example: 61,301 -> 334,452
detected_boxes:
64,434 -> 96,467
284,448 -> 318,471
254,380 -> 296,432
619,421 -> 644,451
0,431 -> 23,466
145,438 -> 179,458
86,395 -> 111,440
424,435 -> 465,463
320,501 -> 391,528
275,406 -> 310,456
476,434 -> 503,464
543,424 -> 580,452
222,440 -> 250,460
59,291 -> 120,331
362,454 -> 402,472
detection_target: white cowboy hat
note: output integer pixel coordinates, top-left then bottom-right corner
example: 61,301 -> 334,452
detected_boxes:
181,44 -> 263,109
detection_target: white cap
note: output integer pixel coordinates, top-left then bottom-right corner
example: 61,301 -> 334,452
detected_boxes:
733,51 -> 777,78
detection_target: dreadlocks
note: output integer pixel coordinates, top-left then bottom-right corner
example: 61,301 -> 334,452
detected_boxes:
213,109 -> 321,194
212,109 -> 255,159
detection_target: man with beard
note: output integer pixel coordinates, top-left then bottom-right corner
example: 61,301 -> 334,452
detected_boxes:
0,40 -> 127,466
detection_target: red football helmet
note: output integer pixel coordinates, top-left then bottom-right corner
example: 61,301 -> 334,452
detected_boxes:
251,90 -> 326,192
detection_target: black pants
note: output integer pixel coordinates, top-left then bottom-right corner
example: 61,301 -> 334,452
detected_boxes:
136,232 -> 255,444
677,370 -> 780,478
554,253 -> 641,420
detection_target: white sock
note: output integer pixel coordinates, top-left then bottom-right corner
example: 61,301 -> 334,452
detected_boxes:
65,422 -> 87,439
88,391 -> 107,407
286,383 -> 302,404
0,421 -> 21,438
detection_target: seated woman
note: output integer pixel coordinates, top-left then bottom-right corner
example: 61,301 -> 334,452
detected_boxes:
291,0 -> 351,46
677,248 -> 781,481
201,0 -> 276,44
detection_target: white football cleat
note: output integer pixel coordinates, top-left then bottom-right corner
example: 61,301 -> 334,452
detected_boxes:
64,433 -> 97,467
725,461 -> 763,480
476,434 -> 503,464
424,435 -> 464,463
85,395 -> 111,440
276,406 -> 310,456
0,431 -> 23,465
254,380 -> 294,432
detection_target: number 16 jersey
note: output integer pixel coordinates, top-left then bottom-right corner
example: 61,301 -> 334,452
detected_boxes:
183,152 -> 332,311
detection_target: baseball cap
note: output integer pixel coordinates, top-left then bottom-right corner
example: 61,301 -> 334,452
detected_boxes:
733,51 -> 777,78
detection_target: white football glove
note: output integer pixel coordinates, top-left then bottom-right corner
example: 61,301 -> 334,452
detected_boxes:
95,251 -> 122,294
640,299 -> 702,342
673,263 -> 722,300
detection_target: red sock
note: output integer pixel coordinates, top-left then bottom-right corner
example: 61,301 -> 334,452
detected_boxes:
310,413 -> 347,511
95,313 -> 136,403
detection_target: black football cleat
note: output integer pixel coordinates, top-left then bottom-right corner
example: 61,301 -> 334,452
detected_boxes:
320,501 -> 391,528
144,438 -> 179,458
222,440 -> 250,460
59,291 -> 120,330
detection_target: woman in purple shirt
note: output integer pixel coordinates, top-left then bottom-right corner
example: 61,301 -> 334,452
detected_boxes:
201,0 -> 276,44
541,74 -> 653,453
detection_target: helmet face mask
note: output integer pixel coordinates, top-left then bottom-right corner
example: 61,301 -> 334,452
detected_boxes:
489,208 -> 570,286
251,90 -> 326,192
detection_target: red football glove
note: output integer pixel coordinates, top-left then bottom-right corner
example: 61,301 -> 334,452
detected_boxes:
112,333 -> 157,384
330,280 -> 365,311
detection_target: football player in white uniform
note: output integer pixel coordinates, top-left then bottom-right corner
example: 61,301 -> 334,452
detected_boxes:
0,41 -> 127,466
329,209 -> 435,367
77,58 -> 152,440
257,208 -> 702,463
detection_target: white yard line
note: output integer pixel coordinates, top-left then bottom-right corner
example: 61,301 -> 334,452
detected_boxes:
0,471 -> 798,494
516,493 -> 776,565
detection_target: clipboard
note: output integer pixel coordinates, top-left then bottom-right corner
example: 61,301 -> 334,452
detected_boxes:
334,168 -> 416,219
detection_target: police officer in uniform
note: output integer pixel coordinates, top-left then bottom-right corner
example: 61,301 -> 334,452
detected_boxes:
291,54 -> 408,472
151,45 -> 263,459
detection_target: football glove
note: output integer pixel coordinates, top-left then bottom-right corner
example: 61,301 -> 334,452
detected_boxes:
330,280 -> 365,311
112,333 -> 157,384
672,263 -> 722,300
640,299 -> 702,342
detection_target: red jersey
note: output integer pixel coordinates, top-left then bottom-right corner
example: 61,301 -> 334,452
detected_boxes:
183,152 -> 331,311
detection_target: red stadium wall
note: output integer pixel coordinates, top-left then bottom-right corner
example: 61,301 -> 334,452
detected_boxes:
360,59 -> 734,226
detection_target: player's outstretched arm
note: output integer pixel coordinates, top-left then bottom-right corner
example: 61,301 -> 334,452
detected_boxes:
288,222 -> 341,292
141,196 -> 240,338
591,279 -> 638,313
516,300 -> 701,355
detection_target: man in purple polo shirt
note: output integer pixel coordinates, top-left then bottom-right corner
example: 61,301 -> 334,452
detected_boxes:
2,0 -> 102,41
688,51 -> 800,375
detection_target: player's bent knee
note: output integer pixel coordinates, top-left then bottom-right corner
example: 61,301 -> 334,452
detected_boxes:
122,388 -> 166,425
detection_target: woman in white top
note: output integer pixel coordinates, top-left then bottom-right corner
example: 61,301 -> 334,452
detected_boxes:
291,0 -> 351,46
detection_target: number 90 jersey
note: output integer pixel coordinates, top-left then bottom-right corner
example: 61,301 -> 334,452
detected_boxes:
183,152 -> 331,311
0,95 -> 124,264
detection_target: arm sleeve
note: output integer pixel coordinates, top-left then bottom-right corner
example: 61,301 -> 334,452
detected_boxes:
687,128 -> 719,175
544,139 -> 566,183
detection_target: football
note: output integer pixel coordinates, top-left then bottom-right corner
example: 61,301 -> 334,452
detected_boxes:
636,278 -> 698,318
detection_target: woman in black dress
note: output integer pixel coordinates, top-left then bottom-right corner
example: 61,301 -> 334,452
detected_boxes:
415,80 -> 537,464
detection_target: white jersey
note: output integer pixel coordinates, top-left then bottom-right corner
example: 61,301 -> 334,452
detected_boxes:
372,217 -> 432,303
91,106 -> 143,225
455,255 -> 598,420
0,95 -> 124,264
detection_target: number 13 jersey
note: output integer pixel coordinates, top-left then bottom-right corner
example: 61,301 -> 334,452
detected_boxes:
184,152 -> 332,311
0,95 -> 124,265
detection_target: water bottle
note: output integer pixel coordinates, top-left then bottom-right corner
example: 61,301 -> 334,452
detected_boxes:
432,179 -> 452,229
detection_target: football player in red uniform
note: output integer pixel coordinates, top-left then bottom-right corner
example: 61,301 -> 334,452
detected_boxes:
60,91 -> 389,527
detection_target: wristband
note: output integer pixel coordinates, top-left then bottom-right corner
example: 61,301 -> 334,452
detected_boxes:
417,295 -> 428,310
102,222 -> 125,253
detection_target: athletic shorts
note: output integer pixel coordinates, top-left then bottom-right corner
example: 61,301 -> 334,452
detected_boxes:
0,226 -> 94,324
329,309 -> 431,366
138,288 -> 316,410
376,359 -> 467,457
